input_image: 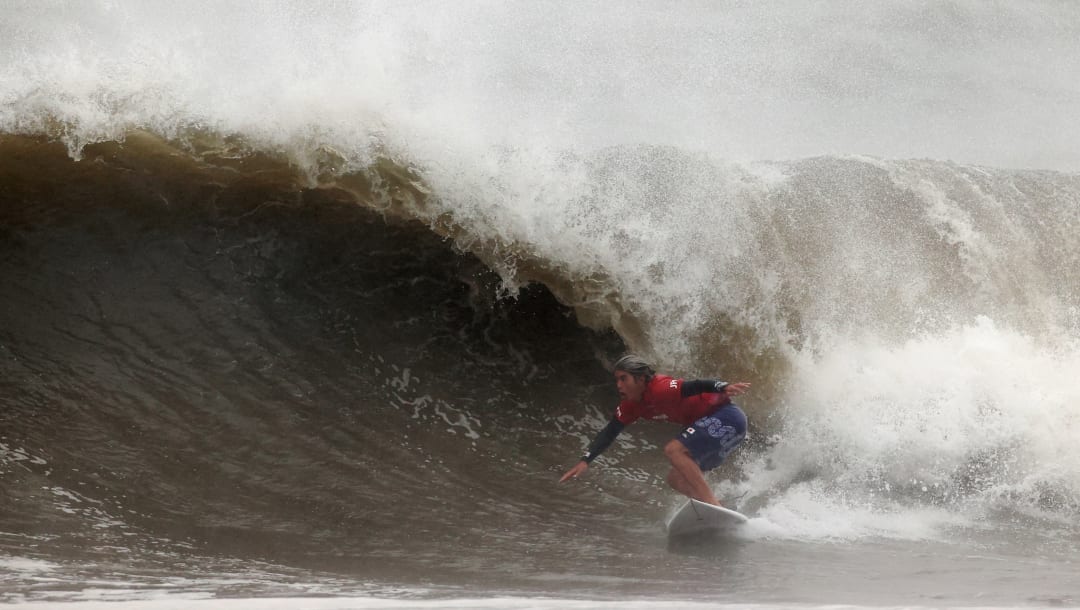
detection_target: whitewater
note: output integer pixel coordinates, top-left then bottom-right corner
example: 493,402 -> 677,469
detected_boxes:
2,1 -> 1080,608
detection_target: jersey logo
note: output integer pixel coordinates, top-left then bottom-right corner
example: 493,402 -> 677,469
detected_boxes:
685,427 -> 696,435
669,380 -> 678,389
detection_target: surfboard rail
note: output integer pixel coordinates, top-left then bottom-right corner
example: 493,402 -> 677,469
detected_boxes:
666,498 -> 748,537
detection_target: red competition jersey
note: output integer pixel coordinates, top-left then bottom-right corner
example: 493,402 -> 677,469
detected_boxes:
614,375 -> 728,426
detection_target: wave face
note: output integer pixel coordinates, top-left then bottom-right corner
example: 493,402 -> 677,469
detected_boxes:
1,136 -> 641,592
3,1 -> 1080,602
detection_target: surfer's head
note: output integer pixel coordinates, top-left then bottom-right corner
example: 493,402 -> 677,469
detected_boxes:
613,355 -> 654,402
614,354 -> 655,380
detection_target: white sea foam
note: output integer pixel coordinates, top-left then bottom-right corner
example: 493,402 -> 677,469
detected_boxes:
0,556 -> 59,575
11,596 -> 1080,610
0,443 -> 48,468
725,318 -> 1080,541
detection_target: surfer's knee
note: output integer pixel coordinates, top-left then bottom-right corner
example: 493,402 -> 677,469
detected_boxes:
664,439 -> 690,461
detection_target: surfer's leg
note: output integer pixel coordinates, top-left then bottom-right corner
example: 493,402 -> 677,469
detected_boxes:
664,439 -> 721,506
668,409 -> 748,506
666,467 -> 694,497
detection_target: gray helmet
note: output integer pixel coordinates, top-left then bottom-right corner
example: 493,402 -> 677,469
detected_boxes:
613,354 -> 655,380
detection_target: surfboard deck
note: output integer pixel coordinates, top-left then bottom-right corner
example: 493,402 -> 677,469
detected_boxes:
666,498 -> 748,537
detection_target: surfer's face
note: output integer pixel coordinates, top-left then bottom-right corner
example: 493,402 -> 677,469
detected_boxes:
614,370 -> 647,402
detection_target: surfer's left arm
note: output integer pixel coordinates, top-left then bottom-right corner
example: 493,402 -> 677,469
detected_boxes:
559,418 -> 626,482
681,379 -> 751,398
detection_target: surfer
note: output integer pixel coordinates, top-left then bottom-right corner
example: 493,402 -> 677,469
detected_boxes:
559,355 -> 749,507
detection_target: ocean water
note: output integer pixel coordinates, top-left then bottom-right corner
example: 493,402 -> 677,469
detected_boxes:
2,2 -> 1080,608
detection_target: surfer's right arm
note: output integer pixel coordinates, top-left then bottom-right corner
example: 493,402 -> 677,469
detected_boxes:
559,418 -> 626,482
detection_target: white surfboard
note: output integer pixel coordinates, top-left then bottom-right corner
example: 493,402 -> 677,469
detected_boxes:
666,498 -> 748,537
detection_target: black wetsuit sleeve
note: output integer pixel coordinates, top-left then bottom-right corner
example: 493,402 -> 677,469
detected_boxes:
681,378 -> 729,397
581,418 -> 625,463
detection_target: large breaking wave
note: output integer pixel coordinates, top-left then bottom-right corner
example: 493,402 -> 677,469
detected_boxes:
3,2 -> 1080,597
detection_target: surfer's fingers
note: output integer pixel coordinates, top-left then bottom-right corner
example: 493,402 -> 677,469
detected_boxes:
559,462 -> 587,482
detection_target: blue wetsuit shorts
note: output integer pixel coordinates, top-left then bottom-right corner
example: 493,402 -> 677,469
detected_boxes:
676,404 -> 747,471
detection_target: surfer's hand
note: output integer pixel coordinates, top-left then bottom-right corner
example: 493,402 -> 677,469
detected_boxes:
723,382 -> 751,397
559,461 -> 588,482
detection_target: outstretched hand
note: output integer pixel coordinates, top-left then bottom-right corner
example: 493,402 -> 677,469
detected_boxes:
724,382 -> 751,397
559,460 -> 589,482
